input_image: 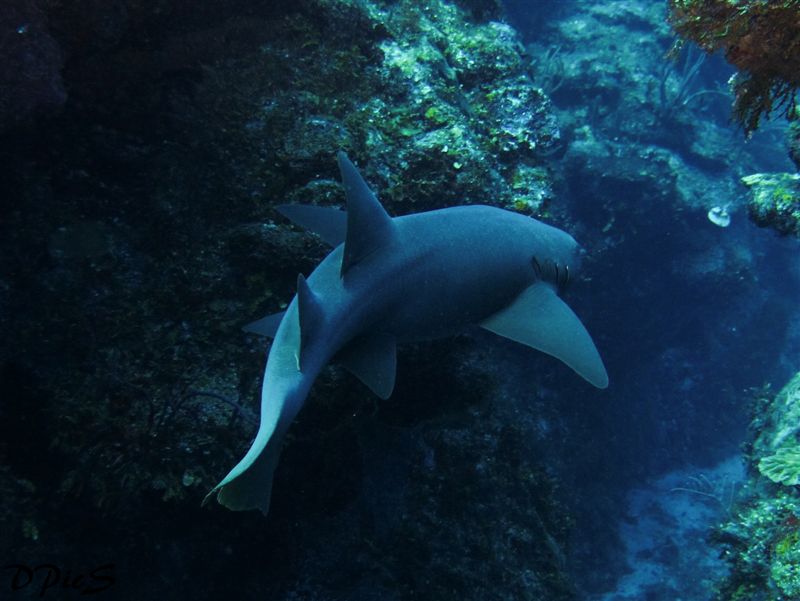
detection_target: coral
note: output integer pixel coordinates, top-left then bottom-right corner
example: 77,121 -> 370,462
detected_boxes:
771,530 -> 800,597
714,373 -> 800,600
759,447 -> 800,486
714,488 -> 800,599
668,0 -> 800,133
752,371 -> 800,471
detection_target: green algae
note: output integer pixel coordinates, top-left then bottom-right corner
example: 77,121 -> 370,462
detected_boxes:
714,374 -> 800,600
742,172 -> 800,237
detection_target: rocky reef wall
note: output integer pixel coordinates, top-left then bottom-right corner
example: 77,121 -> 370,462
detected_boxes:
0,1 -> 578,599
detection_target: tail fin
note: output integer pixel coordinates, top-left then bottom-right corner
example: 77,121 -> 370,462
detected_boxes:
203,430 -> 283,514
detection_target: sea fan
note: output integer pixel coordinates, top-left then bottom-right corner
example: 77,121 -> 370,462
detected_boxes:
759,447 -> 800,486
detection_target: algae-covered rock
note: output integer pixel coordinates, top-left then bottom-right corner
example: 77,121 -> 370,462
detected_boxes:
0,0 -> 574,599
743,172 -> 800,237
714,489 -> 800,600
790,122 -> 800,170
771,529 -> 800,598
2,0 -> 562,513
351,0 -> 559,214
525,0 -> 747,220
0,0 -> 66,130
714,374 -> 800,600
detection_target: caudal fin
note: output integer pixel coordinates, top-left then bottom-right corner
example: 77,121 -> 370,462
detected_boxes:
202,431 -> 283,514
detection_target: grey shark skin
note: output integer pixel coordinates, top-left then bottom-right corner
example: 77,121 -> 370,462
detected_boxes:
204,152 -> 608,514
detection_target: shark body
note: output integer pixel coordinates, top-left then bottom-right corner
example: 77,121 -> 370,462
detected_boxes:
205,153 -> 608,514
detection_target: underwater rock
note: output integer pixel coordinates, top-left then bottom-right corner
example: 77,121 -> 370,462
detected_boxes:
563,133 -> 679,210
0,0 -> 66,131
48,221 -> 114,260
685,120 -> 739,173
281,116 -> 354,168
742,172 -> 800,237
0,0 -> 577,599
357,0 -> 559,214
480,76 -> 562,157
789,122 -> 800,171
526,0 -> 746,221
442,20 -> 524,87
714,374 -> 800,600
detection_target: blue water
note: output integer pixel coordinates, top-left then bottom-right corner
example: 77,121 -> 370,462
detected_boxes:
505,1 -> 800,597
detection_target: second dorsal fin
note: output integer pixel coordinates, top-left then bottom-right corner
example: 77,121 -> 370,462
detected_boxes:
337,152 -> 397,276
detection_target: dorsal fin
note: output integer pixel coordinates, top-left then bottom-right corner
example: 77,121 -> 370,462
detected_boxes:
296,274 -> 323,370
276,204 -> 347,247
337,152 -> 397,276
480,282 -> 608,389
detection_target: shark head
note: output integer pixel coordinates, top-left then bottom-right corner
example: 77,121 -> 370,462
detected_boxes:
474,210 -> 608,389
496,211 -> 583,295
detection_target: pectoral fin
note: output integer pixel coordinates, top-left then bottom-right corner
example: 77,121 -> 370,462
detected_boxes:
481,283 -> 608,388
338,333 -> 397,399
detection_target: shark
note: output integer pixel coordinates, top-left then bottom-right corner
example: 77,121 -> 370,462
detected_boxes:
204,152 -> 608,514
